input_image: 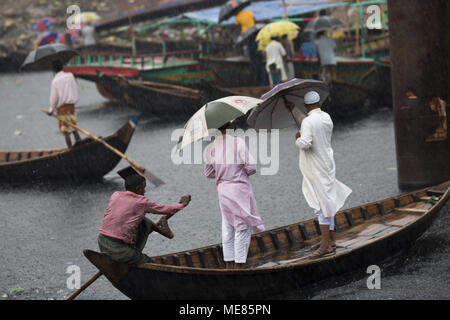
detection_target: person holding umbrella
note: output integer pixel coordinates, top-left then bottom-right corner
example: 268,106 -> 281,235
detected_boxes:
314,31 -> 337,82
246,79 -> 350,258
286,91 -> 351,258
21,43 -> 81,148
176,96 -> 265,269
304,16 -> 344,82
46,60 -> 81,148
204,121 -> 265,269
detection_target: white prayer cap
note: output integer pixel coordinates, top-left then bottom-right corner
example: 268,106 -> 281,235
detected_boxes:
304,91 -> 320,105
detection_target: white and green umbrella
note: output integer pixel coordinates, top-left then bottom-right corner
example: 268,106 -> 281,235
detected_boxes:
176,96 -> 263,152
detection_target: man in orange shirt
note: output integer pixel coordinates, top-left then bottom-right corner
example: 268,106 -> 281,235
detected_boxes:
235,9 -> 255,34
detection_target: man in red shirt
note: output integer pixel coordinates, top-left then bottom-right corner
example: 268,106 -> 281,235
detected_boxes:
98,172 -> 191,264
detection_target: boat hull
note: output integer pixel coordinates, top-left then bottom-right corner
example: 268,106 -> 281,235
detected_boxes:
0,121 -> 135,182
85,182 -> 450,299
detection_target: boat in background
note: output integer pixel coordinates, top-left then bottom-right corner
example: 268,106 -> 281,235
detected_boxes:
64,50 -> 215,99
291,56 -> 375,84
84,181 -> 450,299
96,72 -> 202,118
0,119 -> 136,183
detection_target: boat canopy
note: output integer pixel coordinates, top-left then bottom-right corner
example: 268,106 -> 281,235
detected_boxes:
183,0 -> 349,24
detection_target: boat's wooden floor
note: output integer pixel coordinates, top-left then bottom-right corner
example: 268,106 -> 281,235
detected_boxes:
144,188 -> 446,271
251,206 -> 426,269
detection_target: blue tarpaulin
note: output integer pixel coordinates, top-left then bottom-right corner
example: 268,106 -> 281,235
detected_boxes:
183,0 -> 348,24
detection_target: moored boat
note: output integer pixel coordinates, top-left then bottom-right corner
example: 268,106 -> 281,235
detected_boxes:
98,73 -> 202,118
84,181 -> 450,299
0,119 -> 136,182
291,56 -> 375,84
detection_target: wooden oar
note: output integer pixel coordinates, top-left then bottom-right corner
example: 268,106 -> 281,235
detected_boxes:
66,209 -> 184,300
42,109 -> 164,186
67,271 -> 103,300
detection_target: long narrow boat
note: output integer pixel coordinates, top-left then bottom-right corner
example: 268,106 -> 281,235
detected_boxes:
64,50 -> 215,100
85,181 -> 450,299
97,73 -> 202,118
0,119 -> 136,182
291,56 -> 375,84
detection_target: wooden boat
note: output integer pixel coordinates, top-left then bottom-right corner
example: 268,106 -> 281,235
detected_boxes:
291,56 -> 375,84
64,50 -> 215,100
324,80 -> 371,119
84,181 -> 450,299
0,119 -> 136,183
198,56 -> 255,87
98,73 -> 202,118
199,80 -> 371,120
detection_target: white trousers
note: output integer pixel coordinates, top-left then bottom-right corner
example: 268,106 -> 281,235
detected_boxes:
221,216 -> 252,264
315,209 -> 335,231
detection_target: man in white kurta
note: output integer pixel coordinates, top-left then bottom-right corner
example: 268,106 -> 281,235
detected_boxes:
204,123 -> 265,269
265,37 -> 288,87
292,91 -> 351,258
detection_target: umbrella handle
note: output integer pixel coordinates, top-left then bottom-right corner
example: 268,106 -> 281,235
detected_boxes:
282,96 -> 302,129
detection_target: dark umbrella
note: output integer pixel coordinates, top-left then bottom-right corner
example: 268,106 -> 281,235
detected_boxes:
304,15 -> 344,33
246,78 -> 329,129
218,0 -> 252,23
20,43 -> 79,71
235,23 -> 264,47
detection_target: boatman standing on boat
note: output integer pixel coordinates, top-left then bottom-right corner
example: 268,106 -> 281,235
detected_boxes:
204,122 -> 265,269
98,168 -> 191,264
46,60 -> 81,148
287,91 -> 352,258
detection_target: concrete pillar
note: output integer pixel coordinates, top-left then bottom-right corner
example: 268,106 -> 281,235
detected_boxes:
388,0 -> 450,189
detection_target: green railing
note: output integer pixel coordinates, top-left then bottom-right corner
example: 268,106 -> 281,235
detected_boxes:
66,49 -> 201,69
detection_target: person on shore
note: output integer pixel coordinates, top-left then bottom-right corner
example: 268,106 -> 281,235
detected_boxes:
247,32 -> 267,86
98,169 -> 191,265
204,122 -> 265,269
314,31 -> 337,82
280,34 -> 296,80
81,21 -> 96,48
46,60 -> 81,148
287,91 -> 351,258
264,36 -> 287,87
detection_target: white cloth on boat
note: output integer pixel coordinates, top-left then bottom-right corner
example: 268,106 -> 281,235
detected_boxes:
315,209 -> 335,230
221,213 -> 252,264
295,108 -> 352,218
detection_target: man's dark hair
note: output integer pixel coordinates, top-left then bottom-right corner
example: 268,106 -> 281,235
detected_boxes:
52,60 -> 63,73
218,122 -> 233,132
125,174 -> 145,193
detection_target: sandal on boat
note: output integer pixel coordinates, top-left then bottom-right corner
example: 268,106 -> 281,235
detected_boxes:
310,243 -> 336,251
308,246 -> 336,259
154,216 -> 174,239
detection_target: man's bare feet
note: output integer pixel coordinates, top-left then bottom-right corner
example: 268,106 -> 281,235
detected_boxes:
153,216 -> 174,239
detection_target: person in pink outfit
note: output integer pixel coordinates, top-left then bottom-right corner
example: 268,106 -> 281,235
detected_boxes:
204,122 -> 265,269
98,172 -> 191,264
